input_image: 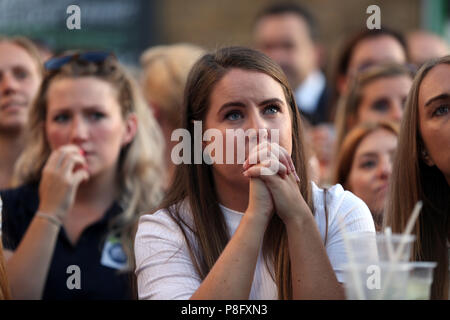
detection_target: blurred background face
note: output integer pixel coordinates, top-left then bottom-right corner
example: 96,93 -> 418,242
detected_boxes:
407,31 -> 450,67
340,36 -> 406,94
356,75 -> 412,125
418,63 -> 450,185
45,77 -> 131,178
204,68 -> 292,189
254,13 -> 316,89
0,41 -> 41,133
349,35 -> 406,74
346,129 -> 397,218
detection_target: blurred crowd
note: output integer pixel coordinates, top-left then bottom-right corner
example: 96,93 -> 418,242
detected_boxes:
0,2 -> 449,301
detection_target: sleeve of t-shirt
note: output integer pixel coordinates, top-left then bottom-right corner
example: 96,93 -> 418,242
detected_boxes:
134,209 -> 202,300
322,186 -> 376,283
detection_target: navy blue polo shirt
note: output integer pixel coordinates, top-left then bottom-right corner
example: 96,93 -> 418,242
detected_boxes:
0,182 -> 135,300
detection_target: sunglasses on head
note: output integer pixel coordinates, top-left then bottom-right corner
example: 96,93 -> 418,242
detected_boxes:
44,51 -> 114,71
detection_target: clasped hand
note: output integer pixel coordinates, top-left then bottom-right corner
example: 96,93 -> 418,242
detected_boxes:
243,142 -> 311,225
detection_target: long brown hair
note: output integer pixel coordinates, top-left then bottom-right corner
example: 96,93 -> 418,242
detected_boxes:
384,55 -> 450,299
159,46 -> 314,299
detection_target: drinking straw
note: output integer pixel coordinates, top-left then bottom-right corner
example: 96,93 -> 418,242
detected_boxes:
384,227 -> 395,261
377,201 -> 423,299
393,201 -> 422,263
338,217 -> 366,300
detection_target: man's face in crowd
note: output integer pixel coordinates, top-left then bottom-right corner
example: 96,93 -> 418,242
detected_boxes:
254,13 -> 317,89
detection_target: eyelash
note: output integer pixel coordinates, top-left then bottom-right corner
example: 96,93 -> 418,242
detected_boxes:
264,104 -> 280,114
53,114 -> 69,123
432,105 -> 449,117
14,68 -> 29,80
371,100 -> 389,112
224,105 -> 281,121
360,160 -> 377,169
52,112 -> 106,123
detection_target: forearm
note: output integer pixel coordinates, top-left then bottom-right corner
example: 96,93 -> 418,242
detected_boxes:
286,214 -> 345,300
6,215 -> 60,299
190,213 -> 267,300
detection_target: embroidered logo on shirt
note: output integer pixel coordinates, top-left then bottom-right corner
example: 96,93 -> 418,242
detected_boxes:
100,235 -> 128,270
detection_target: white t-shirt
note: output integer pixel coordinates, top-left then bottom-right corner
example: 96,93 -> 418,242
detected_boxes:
134,182 -> 375,300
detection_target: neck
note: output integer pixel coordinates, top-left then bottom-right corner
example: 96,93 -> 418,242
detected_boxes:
0,132 -> 25,189
212,170 -> 249,213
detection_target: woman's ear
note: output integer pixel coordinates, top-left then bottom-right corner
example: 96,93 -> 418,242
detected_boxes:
121,113 -> 138,147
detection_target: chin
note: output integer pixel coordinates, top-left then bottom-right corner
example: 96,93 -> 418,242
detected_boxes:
212,164 -> 249,189
0,121 -> 26,133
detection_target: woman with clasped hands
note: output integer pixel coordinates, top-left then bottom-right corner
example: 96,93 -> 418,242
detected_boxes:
135,47 -> 375,300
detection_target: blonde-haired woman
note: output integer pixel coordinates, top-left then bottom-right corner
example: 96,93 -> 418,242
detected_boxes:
140,43 -> 204,187
384,55 -> 450,300
334,63 -> 413,154
1,52 -> 164,299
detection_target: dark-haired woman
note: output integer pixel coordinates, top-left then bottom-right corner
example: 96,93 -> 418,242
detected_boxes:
135,47 -> 375,300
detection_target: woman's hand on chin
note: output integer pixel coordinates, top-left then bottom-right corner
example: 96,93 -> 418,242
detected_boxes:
38,144 -> 90,221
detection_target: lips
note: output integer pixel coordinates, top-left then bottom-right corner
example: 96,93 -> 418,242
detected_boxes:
0,100 -> 27,111
79,148 -> 93,158
375,183 -> 389,194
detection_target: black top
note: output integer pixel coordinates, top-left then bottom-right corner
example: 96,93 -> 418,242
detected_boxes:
0,182 -> 134,300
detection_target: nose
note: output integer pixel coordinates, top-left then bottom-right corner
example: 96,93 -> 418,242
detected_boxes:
0,72 -> 19,96
268,48 -> 285,64
70,116 -> 88,143
390,101 -> 403,122
262,45 -> 288,66
377,154 -> 392,180
246,110 -> 270,144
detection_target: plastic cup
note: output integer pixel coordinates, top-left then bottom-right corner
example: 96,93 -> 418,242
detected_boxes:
343,262 -> 412,300
405,262 -> 437,300
343,232 -> 379,264
343,232 -> 415,264
375,233 -> 416,262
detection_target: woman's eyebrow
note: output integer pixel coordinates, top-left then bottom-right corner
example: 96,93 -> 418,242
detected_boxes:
218,101 -> 246,113
258,98 -> 284,106
358,152 -> 378,159
424,93 -> 450,107
218,98 -> 284,113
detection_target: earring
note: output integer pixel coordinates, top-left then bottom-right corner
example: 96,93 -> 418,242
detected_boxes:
421,148 -> 435,167
421,149 -> 428,158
